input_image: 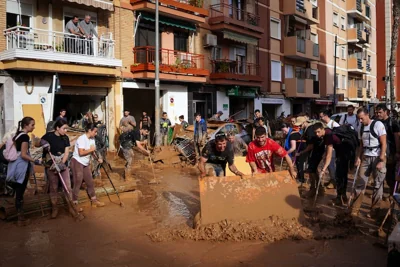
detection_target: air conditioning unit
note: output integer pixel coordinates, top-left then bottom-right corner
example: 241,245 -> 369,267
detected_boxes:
203,34 -> 217,47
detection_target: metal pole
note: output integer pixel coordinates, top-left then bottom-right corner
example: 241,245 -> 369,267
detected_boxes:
49,74 -> 56,123
385,60 -> 389,106
155,0 -> 160,146
333,35 -> 337,114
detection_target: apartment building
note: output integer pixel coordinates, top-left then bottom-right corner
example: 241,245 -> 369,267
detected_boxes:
318,0 -> 376,112
376,0 -> 400,103
0,0 -> 122,147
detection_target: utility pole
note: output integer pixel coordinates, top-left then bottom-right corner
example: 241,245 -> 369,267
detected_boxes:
385,60 -> 389,106
333,35 -> 337,114
155,0 -> 160,146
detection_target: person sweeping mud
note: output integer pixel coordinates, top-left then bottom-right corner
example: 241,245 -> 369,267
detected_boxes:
71,123 -> 105,209
246,127 -> 296,179
119,126 -> 150,169
6,117 -> 42,226
40,120 -> 73,219
351,108 -> 387,218
198,133 -> 244,177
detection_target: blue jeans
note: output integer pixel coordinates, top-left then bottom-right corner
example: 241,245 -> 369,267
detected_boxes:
205,163 -> 224,177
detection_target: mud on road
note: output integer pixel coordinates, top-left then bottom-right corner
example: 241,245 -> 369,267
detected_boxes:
0,158 -> 388,267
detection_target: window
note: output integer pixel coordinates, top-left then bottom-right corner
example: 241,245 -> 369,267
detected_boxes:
311,69 -> 319,81
335,74 -> 339,87
285,65 -> 294,79
174,32 -> 188,52
341,17 -> 346,30
212,47 -> 222,60
270,18 -> 281,40
333,13 -> 339,27
6,13 -> 31,28
311,33 -> 318,44
341,46 -> 346,59
368,81 -> 371,89
271,60 -> 281,82
335,45 -> 340,58
342,75 -> 346,89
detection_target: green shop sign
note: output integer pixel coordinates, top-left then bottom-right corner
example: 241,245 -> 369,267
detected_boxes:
226,87 -> 257,98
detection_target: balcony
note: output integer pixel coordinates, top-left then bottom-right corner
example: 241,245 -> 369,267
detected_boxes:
347,0 -> 370,22
0,27 -> 121,69
348,79 -> 367,100
284,35 -> 320,61
283,0 -> 319,25
284,78 -> 320,98
209,3 -> 264,39
348,54 -> 366,74
347,24 -> 369,44
131,0 -> 208,24
209,59 -> 263,87
131,46 -> 209,82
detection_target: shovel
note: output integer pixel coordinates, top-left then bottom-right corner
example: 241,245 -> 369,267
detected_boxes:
347,165 -> 361,208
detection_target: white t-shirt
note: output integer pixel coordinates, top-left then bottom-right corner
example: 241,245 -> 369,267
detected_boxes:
339,113 -> 359,131
361,120 -> 387,157
73,134 -> 96,166
326,119 -> 340,129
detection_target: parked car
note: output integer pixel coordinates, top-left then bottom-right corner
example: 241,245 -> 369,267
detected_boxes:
331,112 -> 347,124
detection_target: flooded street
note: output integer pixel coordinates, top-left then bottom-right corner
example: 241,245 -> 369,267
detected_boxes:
0,158 -> 388,267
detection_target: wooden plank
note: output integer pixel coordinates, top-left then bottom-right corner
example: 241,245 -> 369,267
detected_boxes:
22,104 -> 46,139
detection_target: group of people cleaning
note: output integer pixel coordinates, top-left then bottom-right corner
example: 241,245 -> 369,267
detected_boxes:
4,117 -> 106,226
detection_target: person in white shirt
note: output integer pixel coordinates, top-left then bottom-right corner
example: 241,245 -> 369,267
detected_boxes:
350,108 -> 387,219
339,105 -> 360,132
71,123 -> 105,208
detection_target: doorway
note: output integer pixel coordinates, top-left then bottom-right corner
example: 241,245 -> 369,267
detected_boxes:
193,101 -> 207,119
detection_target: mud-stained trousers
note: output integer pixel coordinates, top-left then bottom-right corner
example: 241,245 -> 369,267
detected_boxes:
71,158 -> 96,201
47,167 -> 72,201
335,155 -> 349,197
327,149 -> 336,184
354,156 -> 387,210
121,147 -> 134,168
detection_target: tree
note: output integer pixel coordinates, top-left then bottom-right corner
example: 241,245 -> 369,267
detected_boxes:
389,0 -> 400,108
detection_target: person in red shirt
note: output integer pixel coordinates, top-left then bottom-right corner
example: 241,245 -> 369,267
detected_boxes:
246,127 -> 296,179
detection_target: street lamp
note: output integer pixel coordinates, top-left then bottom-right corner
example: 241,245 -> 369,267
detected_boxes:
333,35 -> 347,114
155,0 -> 160,146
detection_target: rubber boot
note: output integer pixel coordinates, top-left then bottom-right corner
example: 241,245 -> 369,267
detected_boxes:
50,197 -> 58,219
91,198 -> 105,207
350,193 -> 364,216
17,209 -> 30,227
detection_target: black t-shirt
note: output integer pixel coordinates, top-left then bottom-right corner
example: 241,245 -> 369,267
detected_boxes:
253,116 -> 265,127
140,116 -> 150,127
201,140 -> 234,170
305,126 -> 325,155
15,133 -> 30,152
41,132 -> 70,156
381,118 -> 400,153
289,132 -> 306,153
323,128 -> 342,152
119,130 -> 141,149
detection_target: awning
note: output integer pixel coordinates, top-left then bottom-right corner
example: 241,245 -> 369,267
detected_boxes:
66,0 -> 114,11
140,12 -> 196,31
315,99 -> 333,105
223,31 -> 258,46
337,101 -> 359,108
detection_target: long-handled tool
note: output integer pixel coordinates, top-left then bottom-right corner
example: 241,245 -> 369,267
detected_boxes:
48,152 -> 84,221
32,172 -> 45,217
93,153 -> 125,207
313,172 -> 324,207
146,145 -> 159,185
347,165 -> 361,208
377,181 -> 399,238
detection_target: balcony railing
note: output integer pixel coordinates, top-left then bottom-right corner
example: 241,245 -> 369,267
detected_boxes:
297,39 -> 306,53
313,43 -> 319,57
297,78 -> 305,93
132,46 -> 208,76
131,0 -> 208,17
210,3 -> 260,27
211,59 -> 260,76
4,26 -> 116,59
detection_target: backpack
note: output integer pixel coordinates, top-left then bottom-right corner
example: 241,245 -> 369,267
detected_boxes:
343,114 -> 359,127
332,125 -> 360,167
360,120 -> 382,151
3,133 -> 25,162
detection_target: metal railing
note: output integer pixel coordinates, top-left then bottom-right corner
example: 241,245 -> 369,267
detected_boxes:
3,26 -> 115,58
313,43 -> 319,57
348,79 -> 365,89
211,59 -> 259,76
210,3 -> 260,26
132,46 -> 205,70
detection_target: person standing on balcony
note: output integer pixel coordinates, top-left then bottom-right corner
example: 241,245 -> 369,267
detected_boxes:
79,15 -> 98,56
65,15 -> 84,54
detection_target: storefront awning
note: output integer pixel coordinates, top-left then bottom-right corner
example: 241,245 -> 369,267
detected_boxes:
315,99 -> 333,105
140,12 -> 196,31
223,31 -> 258,46
66,0 -> 114,11
337,101 -> 359,108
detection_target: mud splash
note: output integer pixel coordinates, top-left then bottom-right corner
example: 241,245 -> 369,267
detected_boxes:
147,213 -> 357,242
